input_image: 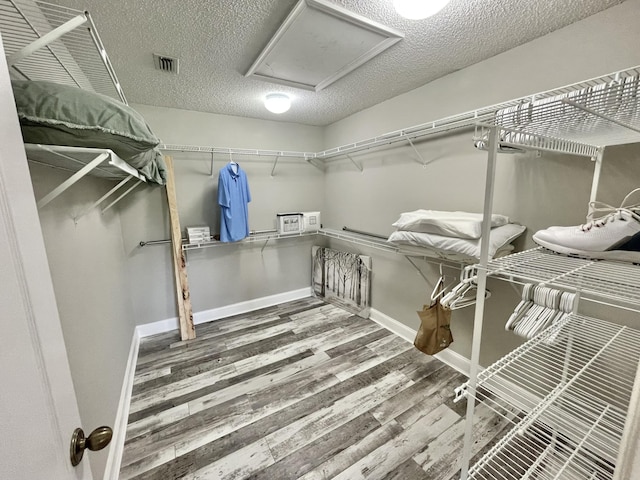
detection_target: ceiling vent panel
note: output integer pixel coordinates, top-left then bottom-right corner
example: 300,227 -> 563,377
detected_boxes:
245,0 -> 403,92
153,54 -> 179,74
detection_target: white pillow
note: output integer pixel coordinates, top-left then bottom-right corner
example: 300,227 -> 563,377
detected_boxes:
387,223 -> 525,260
392,210 -> 511,239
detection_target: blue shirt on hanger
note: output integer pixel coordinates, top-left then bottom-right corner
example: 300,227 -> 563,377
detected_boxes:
218,162 -> 251,242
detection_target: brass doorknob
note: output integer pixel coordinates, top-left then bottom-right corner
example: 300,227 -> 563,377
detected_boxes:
70,426 -> 113,466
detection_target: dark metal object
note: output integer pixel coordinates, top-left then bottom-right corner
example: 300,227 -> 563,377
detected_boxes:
70,426 -> 112,466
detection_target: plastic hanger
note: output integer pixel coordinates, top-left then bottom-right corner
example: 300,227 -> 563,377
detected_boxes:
449,281 -> 491,310
431,264 -> 455,302
505,283 -> 534,331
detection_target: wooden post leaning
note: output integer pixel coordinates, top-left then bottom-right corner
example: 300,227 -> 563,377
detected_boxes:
164,156 -> 196,340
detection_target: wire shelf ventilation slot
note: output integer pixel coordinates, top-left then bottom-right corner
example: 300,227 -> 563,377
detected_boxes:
0,0 -> 126,102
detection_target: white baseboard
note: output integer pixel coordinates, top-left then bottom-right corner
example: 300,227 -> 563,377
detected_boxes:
103,328 -> 140,480
369,308 -> 481,377
136,287 -> 313,338
369,308 -> 417,343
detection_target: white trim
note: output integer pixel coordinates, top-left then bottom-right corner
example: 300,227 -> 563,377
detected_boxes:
136,287 -> 313,338
368,308 -> 417,343
368,308 -> 481,377
435,348 -> 477,377
103,329 -> 140,480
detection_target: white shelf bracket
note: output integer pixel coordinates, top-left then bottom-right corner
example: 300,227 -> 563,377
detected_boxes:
84,12 -> 128,104
346,154 -> 363,172
271,155 -> 280,177
73,176 -> 132,223
306,158 -> 325,172
101,179 -> 144,213
406,137 -> 428,168
562,98 -> 640,135
404,256 -> 431,286
7,13 -> 87,67
261,237 -> 270,254
588,148 -> 605,215
37,152 -> 110,208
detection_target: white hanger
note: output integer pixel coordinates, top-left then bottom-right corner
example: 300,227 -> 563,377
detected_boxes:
505,283 -> 533,331
430,264 -> 455,302
440,277 -> 491,310
506,284 -> 577,339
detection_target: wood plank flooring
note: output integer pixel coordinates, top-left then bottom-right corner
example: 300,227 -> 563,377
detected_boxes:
121,297 -> 509,479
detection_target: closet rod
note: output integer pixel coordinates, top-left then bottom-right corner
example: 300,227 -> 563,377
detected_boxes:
341,226 -> 387,239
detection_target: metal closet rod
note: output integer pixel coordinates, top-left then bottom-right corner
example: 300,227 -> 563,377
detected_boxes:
341,226 -> 388,239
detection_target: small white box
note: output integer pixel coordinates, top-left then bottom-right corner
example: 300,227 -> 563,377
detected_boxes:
276,213 -> 303,235
187,226 -> 210,243
302,211 -> 321,232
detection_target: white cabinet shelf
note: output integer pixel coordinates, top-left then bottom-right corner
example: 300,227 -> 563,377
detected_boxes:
459,314 -> 640,480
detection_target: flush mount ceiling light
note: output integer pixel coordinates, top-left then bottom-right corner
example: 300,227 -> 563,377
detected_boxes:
264,93 -> 291,114
393,0 -> 451,19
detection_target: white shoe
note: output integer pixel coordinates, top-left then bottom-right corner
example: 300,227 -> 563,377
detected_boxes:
533,188 -> 640,262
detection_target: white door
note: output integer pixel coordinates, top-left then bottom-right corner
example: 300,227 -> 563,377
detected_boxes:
0,35 -> 93,479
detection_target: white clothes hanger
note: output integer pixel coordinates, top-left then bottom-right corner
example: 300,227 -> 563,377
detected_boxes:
430,264 -> 456,302
440,278 -> 490,310
506,284 -> 577,339
228,152 -> 239,174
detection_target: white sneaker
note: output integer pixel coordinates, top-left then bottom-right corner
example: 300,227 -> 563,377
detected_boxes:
533,188 -> 640,262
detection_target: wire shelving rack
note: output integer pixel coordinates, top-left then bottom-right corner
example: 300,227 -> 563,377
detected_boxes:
480,247 -> 640,308
459,314 -> 640,480
1,0 -> 126,102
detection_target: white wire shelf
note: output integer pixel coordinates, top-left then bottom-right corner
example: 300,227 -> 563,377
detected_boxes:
460,314 -> 640,480
491,67 -> 640,148
482,247 -> 640,308
176,227 -> 477,265
318,227 -> 479,264
25,144 -> 146,211
161,65 -> 640,164
469,406 -> 619,480
25,144 -> 145,180
182,231 -> 317,251
475,126 -> 600,159
0,0 -> 125,102
159,144 -> 316,160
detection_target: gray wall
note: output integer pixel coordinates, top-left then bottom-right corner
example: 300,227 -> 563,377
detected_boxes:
322,0 -> 640,367
29,163 -> 137,478
118,105 -> 325,325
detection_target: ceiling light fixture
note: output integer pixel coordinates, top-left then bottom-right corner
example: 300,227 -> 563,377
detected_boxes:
264,93 -> 291,114
393,0 -> 451,20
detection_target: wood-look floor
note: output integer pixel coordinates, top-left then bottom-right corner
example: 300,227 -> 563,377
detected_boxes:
121,297 -> 508,479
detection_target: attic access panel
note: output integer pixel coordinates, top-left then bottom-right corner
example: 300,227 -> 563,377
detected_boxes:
245,0 -> 403,92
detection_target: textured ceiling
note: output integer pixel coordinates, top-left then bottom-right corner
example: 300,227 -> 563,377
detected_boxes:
45,0 -> 624,126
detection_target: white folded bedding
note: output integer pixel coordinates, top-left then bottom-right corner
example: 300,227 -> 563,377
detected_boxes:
392,210 -> 511,239
387,223 -> 525,260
